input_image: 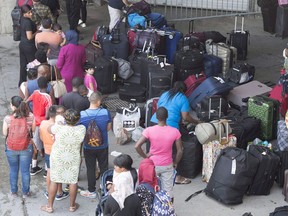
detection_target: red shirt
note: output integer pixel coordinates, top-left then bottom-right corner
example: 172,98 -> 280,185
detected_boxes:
18,0 -> 33,6
27,90 -> 52,126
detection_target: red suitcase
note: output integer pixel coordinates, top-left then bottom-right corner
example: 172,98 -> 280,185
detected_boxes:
184,72 -> 206,97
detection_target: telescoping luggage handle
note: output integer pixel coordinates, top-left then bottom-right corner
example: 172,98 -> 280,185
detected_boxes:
234,15 -> 245,33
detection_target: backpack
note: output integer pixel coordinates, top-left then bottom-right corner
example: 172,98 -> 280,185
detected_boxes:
152,189 -> 176,216
11,0 -> 28,41
84,111 -> 103,147
7,116 -> 30,151
136,183 -> 155,216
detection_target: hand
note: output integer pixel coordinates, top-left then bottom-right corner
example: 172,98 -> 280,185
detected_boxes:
173,163 -> 177,169
146,153 -> 152,158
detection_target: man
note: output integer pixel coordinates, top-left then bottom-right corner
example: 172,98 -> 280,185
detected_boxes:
31,0 -> 55,27
135,107 -> 183,201
35,18 -> 62,65
79,91 -> 112,198
66,0 -> 81,32
60,77 -> 90,112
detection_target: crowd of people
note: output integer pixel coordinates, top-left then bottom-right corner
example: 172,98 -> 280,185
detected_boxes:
4,0 -> 202,214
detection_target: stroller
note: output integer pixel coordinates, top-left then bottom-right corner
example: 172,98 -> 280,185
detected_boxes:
95,169 -> 114,216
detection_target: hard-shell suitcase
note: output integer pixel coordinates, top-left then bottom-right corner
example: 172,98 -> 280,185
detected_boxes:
276,120 -> 288,151
247,145 -> 280,195
248,96 -> 279,140
101,33 -> 129,60
203,54 -> 223,77
270,82 -> 288,117
118,83 -> 146,103
275,5 -> 288,38
93,56 -> 118,94
226,63 -> 255,85
163,28 -> 183,64
176,133 -> 203,179
174,48 -> 204,81
227,80 -> 272,108
205,147 -> 259,205
275,151 -> 288,187
188,76 -> 232,109
184,72 -> 206,97
229,16 -> 249,60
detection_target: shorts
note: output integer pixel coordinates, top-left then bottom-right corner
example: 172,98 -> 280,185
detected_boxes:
45,154 -> 50,168
155,164 -> 174,198
33,126 -> 43,151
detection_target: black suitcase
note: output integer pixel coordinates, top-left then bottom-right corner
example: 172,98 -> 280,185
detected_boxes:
229,16 -> 249,60
205,147 -> 259,205
174,48 -> 204,81
275,5 -> 288,39
247,145 -> 280,195
176,133 -> 203,179
261,6 -> 277,34
101,33 -> 129,60
118,83 -> 146,103
203,54 -> 223,77
275,151 -> 288,187
269,206 -> 288,216
93,56 -> 118,94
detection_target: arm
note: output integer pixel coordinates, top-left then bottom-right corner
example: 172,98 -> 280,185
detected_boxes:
173,138 -> 183,168
49,88 -> 56,105
181,111 -> 201,124
122,0 -> 132,6
135,135 -> 149,159
107,122 -> 112,132
89,82 -> 95,92
2,119 -> 8,137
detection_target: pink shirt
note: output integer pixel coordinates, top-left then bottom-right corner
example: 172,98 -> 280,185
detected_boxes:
84,74 -> 97,92
142,125 -> 181,166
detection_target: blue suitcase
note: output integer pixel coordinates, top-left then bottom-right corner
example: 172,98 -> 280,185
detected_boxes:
188,77 -> 233,109
203,54 -> 223,77
162,28 -> 183,64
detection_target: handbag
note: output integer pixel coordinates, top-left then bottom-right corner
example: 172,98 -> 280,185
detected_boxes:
50,66 -> 67,98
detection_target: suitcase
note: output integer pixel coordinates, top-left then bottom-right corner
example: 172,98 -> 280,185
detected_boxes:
270,82 -> 288,117
247,145 -> 280,195
275,5 -> 288,39
276,120 -> 288,151
93,56 -> 118,94
203,54 -> 223,77
85,41 -> 103,64
146,12 -> 167,29
261,6 -> 277,34
269,206 -> 288,216
248,96 -> 279,141
226,63 -> 255,85
184,72 -> 206,97
101,33 -> 129,60
205,147 -> 259,205
174,48 -> 204,81
176,133 -> 203,179
177,35 -> 201,51
188,76 -> 232,109
229,16 -> 249,60
163,28 -> 183,64
227,80 -> 272,108
118,83 -> 146,103
275,151 -> 288,187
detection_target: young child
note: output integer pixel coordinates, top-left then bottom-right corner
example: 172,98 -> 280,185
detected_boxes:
84,62 -> 97,94
19,68 -> 37,99
52,23 -> 66,46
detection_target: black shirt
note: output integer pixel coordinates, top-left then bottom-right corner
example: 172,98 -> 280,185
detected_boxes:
108,0 -> 125,10
20,17 -> 37,45
61,91 -> 90,112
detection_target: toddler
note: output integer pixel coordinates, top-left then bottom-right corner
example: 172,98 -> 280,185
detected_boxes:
84,62 -> 97,94
52,23 -> 66,46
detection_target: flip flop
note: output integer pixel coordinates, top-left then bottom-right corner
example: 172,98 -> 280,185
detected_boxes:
69,203 -> 80,212
41,205 -> 54,213
175,178 -> 191,185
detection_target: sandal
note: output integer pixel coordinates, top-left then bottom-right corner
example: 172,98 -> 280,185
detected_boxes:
175,177 -> 191,185
41,205 -> 54,213
69,203 -> 80,212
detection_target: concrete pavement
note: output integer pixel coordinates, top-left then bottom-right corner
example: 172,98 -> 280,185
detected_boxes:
1,3 -> 288,216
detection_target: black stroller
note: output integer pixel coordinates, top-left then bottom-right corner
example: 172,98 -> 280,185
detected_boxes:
95,169 -> 114,216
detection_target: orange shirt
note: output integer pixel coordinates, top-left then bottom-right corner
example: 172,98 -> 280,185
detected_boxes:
35,31 -> 62,48
39,120 -> 54,155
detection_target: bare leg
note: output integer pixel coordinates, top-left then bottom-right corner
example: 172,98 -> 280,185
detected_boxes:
48,181 -> 58,209
46,169 -> 50,192
69,183 -> 77,208
57,184 -> 63,194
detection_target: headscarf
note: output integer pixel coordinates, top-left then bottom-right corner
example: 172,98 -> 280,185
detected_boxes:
65,30 -> 78,45
138,158 -> 158,189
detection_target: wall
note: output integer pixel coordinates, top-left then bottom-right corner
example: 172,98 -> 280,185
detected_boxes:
0,0 -> 14,34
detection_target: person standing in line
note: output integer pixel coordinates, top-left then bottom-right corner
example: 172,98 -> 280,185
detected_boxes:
3,96 -> 34,198
108,0 -> 132,32
65,0 -> 81,33
135,107 -> 183,202
79,91 -> 112,198
31,0 -> 55,27
78,0 -> 87,28
18,4 -> 38,87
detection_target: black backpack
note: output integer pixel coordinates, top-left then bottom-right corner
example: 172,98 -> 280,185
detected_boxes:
11,0 -> 28,41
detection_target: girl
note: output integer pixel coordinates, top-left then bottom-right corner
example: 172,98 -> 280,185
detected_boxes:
84,62 -> 97,94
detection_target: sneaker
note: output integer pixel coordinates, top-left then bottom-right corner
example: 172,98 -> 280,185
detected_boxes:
55,191 -> 69,201
22,191 -> 34,199
80,22 -> 86,28
63,185 -> 69,192
78,19 -> 83,25
44,191 -> 48,199
64,185 -> 84,193
43,170 -> 47,178
11,192 -> 18,198
30,166 -> 43,176
80,190 -> 96,199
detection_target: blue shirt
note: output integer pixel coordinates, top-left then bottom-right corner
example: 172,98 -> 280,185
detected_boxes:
79,108 -> 112,150
150,91 -> 190,129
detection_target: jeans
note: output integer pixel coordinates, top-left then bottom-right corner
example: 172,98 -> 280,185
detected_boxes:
5,144 -> 33,194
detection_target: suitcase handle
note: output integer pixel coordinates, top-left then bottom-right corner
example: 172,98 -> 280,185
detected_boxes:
188,19 -> 194,33
234,15 -> 245,33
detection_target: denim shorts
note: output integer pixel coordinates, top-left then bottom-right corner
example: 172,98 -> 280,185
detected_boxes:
45,154 -> 50,168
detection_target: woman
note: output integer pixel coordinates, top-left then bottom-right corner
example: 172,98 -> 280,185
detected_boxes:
104,154 -> 141,216
56,30 -> 86,92
19,4 -> 38,87
3,96 -> 34,198
41,109 -> 86,213
150,81 -> 201,184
